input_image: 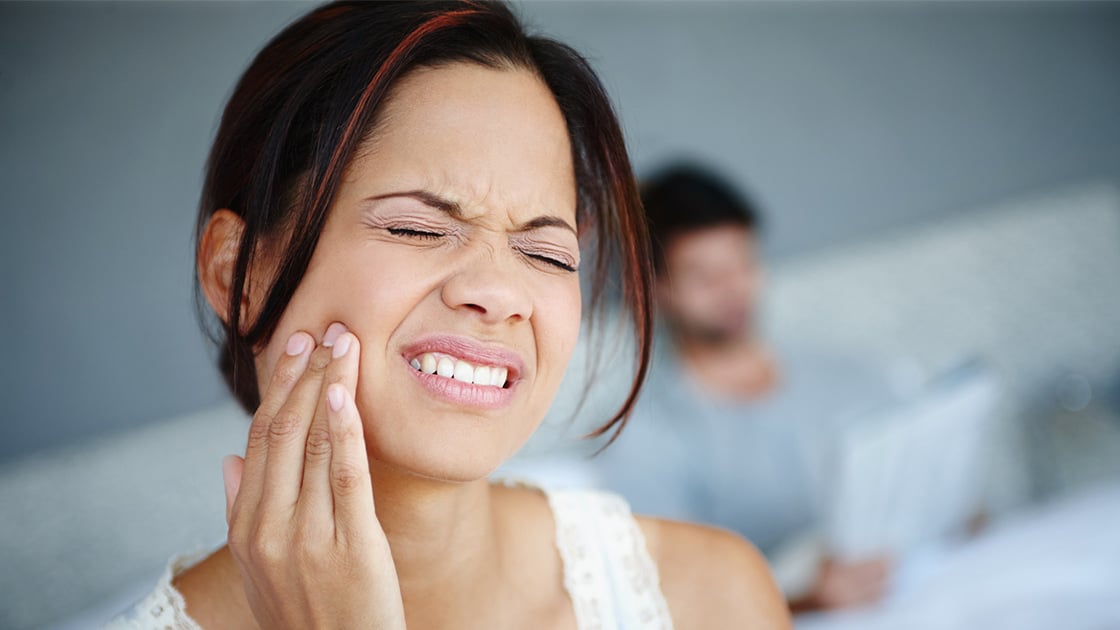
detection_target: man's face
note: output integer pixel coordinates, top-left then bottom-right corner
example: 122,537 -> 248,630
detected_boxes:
658,224 -> 761,344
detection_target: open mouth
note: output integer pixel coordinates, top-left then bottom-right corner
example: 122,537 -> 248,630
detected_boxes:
408,352 -> 510,389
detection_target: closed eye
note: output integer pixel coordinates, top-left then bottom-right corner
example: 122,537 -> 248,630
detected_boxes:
522,251 -> 577,273
387,227 -> 443,240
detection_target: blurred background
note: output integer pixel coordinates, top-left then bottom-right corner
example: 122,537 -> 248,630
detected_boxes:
1,1 -> 1118,628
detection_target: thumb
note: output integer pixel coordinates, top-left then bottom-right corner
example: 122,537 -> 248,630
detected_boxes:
221,454 -> 244,525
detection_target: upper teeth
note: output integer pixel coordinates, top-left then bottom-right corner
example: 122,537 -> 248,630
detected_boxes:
409,353 -> 508,388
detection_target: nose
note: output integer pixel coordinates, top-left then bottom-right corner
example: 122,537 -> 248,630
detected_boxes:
440,245 -> 533,325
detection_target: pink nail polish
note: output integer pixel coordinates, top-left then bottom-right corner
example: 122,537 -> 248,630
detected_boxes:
332,333 -> 352,359
322,322 -> 348,347
285,333 -> 308,356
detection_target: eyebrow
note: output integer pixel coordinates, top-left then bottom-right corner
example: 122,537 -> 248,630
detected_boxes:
367,190 -> 577,236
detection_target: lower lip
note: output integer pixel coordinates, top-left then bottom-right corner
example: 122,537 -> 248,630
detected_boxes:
405,360 -> 516,409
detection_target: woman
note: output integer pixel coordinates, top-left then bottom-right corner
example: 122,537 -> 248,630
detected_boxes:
112,2 -> 788,628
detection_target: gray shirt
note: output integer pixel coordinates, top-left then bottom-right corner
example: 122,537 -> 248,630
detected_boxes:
596,340 -> 892,556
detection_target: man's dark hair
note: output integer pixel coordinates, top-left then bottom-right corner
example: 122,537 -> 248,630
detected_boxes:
641,164 -> 760,275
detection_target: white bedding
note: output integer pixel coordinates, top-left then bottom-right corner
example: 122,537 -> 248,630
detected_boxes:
797,480 -> 1120,630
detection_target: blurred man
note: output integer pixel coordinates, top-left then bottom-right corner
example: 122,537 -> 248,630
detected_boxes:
597,164 -> 893,611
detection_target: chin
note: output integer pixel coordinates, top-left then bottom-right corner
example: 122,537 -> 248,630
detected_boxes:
356,396 -> 540,484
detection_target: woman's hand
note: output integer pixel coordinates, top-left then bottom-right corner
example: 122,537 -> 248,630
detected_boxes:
221,323 -> 406,629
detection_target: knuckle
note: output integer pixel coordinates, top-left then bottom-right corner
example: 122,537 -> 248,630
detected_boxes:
271,360 -> 303,390
249,528 -> 286,566
268,411 -> 304,443
304,426 -> 332,460
331,464 -> 364,493
247,416 -> 272,448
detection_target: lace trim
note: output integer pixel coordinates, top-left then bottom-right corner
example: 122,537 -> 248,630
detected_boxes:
611,497 -> 674,628
546,489 -> 674,630
104,549 -> 209,629
550,489 -> 612,629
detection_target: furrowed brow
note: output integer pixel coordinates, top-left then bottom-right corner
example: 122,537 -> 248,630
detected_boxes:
518,215 -> 577,236
365,190 -> 575,235
366,190 -> 463,217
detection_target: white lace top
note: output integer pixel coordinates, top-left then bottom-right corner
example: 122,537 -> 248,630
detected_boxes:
106,488 -> 673,629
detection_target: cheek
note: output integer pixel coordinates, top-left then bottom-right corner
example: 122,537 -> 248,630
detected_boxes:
674,284 -> 708,313
254,249 -> 413,388
297,239 -> 422,331
535,279 -> 582,386
271,268 -> 359,343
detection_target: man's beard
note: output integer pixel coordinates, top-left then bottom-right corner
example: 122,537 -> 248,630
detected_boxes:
669,312 -> 751,347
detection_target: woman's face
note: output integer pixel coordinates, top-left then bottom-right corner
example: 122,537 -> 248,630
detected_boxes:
254,63 -> 581,481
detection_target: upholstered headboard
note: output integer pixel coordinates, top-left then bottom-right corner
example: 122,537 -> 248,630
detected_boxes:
3,181 -> 1118,628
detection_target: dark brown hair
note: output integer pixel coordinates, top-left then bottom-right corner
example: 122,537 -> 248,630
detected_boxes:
641,163 -> 761,276
195,0 -> 652,442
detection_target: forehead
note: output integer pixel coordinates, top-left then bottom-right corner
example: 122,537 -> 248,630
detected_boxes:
346,63 -> 577,225
666,224 -> 756,267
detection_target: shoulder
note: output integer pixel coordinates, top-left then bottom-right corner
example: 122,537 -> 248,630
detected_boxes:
637,516 -> 791,630
107,545 -> 254,629
171,545 -> 257,628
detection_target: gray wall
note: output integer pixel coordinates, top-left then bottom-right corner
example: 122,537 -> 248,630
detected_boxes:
520,0 -> 1120,252
2,1 -> 1118,461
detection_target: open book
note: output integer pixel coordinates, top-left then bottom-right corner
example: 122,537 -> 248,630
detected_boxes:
824,359 -> 1000,560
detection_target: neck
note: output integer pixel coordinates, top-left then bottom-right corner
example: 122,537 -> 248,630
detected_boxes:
369,462 -> 503,622
674,330 -> 778,400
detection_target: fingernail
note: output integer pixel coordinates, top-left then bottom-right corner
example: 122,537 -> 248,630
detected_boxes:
322,322 -> 348,347
285,332 -> 309,356
332,333 -> 352,359
327,384 -> 345,412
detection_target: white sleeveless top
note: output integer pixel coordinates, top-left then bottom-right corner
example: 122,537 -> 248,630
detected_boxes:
106,488 -> 674,629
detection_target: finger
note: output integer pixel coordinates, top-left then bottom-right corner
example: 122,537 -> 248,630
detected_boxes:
255,341 -> 335,515
299,329 -> 359,520
235,331 -> 313,517
326,381 -> 376,542
222,454 -> 245,525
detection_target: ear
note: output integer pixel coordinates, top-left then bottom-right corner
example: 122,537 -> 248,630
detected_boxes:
197,209 -> 248,327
